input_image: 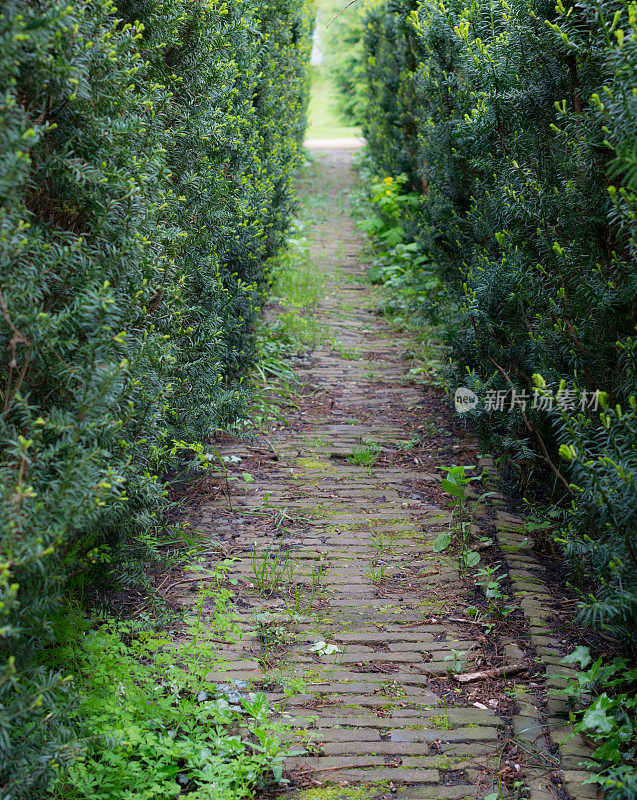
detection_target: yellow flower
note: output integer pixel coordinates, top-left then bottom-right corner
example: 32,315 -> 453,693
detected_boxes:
383,176 -> 393,185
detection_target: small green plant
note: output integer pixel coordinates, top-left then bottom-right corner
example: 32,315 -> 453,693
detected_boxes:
370,533 -> 385,554
255,614 -> 290,667
421,419 -> 443,438
358,174 -> 420,247
250,542 -> 298,595
432,465 -> 494,578
485,780 -> 529,800
311,562 -> 327,589
465,604 -> 496,636
444,649 -> 469,675
378,680 -> 407,698
366,560 -> 388,582
329,338 -> 358,360
370,531 -> 397,556
429,697 -> 452,729
256,615 -> 289,649
397,437 -> 421,450
283,582 -> 317,619
348,441 -> 382,466
310,432 -> 330,449
476,564 -> 517,619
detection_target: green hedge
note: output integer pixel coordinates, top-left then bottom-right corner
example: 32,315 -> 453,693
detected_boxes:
357,0 -> 637,642
0,0 -> 311,794
322,0 -> 370,126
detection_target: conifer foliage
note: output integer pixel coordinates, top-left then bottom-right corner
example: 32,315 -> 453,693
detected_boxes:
356,0 -> 637,641
0,0 -> 311,793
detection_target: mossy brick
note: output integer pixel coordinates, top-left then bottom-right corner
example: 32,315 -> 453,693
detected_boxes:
516,702 -> 542,719
387,707 -> 500,725
510,574 -> 545,587
324,672 -> 433,686
546,675 -> 569,689
561,756 -> 598,770
563,771 -> 598,799
519,592 -> 553,604
546,664 -> 576,677
387,727 -> 501,743
321,741 -> 432,756
529,632 -> 559,646
388,641 -> 478,653
520,595 -> 553,607
536,645 -> 562,656
546,695 -> 569,716
440,742 -> 498,756
335,651 -> 422,663
550,728 -> 590,749
559,741 -> 594,760
403,757 -> 484,772
301,768 -> 440,784
289,694 -> 429,709
504,643 -> 526,661
513,717 -> 551,755
306,728 -> 382,743
496,510 -> 527,524
527,776 -> 557,800
334,631 -> 436,643
286,756 -> 385,770
394,785 -> 476,799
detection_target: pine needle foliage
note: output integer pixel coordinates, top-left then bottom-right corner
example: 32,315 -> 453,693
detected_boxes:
0,0 -> 312,794
356,0 -> 637,643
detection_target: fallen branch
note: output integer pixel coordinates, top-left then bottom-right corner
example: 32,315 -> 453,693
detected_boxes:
453,663 -> 528,683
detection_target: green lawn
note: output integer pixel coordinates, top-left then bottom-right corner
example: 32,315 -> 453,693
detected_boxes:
306,65 -> 362,140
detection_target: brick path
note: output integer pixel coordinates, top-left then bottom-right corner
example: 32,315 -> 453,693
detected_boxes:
170,150 -> 593,800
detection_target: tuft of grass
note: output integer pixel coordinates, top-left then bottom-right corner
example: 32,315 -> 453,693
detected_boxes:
347,441 -> 381,467
266,220 -> 329,348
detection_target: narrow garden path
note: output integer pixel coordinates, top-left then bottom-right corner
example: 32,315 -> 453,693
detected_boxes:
170,150 -> 594,800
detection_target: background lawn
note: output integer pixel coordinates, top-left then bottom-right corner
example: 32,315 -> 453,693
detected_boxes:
306,4 -> 363,140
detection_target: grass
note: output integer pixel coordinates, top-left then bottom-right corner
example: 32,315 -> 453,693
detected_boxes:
306,65 -> 362,140
347,440 -> 381,466
266,219 -> 329,348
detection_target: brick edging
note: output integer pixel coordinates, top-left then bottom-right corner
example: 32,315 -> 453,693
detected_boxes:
476,455 -> 599,800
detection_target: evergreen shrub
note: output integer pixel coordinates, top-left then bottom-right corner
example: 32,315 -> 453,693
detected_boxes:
0,0 -> 311,794
356,0 -> 637,643
322,0 -> 370,125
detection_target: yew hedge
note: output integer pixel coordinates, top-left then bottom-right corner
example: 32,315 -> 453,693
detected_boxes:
0,0 -> 311,794
356,0 -> 637,642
